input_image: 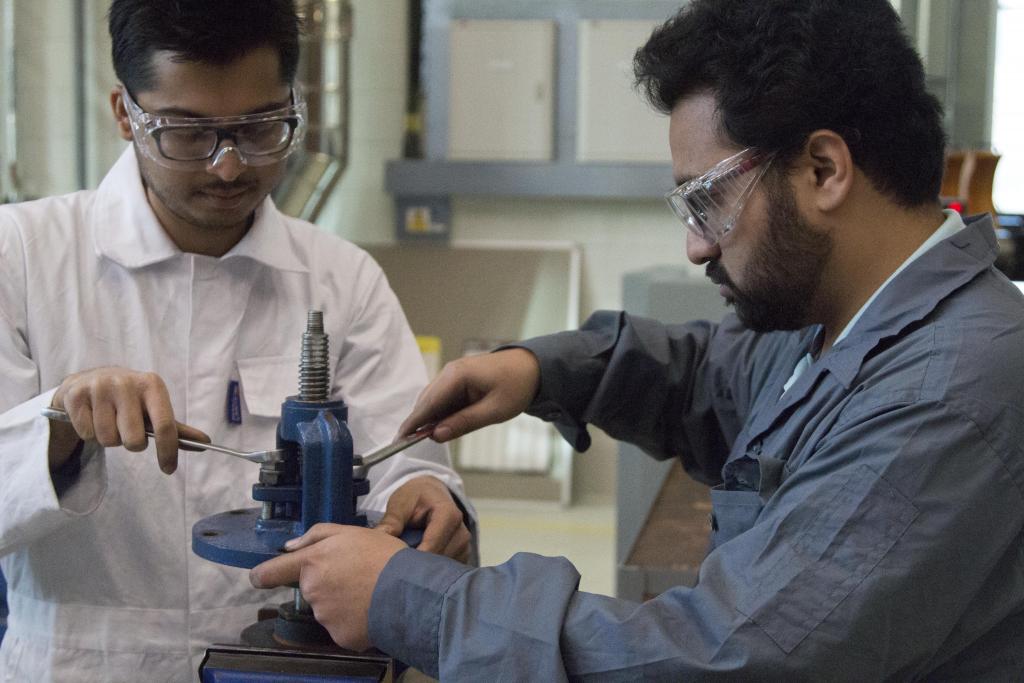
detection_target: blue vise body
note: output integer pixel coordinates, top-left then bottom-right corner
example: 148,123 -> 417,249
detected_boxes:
192,396 -> 369,569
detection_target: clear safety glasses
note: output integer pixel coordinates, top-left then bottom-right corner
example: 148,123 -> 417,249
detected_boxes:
121,86 -> 307,170
665,148 -> 774,245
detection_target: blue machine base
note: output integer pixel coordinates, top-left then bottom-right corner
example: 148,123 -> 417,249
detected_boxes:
193,509 -> 296,569
193,509 -> 425,570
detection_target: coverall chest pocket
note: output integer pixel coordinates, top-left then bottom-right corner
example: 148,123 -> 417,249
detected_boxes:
708,453 -> 786,549
708,488 -> 764,549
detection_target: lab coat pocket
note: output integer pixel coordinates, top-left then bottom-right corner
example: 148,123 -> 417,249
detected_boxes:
236,355 -> 301,418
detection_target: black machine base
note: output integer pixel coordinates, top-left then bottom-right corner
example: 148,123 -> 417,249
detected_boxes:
198,613 -> 400,682
199,642 -> 394,682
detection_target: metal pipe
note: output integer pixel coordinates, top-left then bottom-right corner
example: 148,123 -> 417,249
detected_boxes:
294,589 -> 312,615
402,0 -> 424,158
272,0 -> 352,222
73,0 -> 87,190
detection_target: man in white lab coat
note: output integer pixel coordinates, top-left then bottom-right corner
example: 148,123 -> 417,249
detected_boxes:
0,1 -> 473,680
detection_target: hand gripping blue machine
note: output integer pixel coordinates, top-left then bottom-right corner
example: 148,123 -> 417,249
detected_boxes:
193,311 -> 421,682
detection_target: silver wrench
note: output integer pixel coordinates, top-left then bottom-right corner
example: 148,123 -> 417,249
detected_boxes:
40,406 -> 285,464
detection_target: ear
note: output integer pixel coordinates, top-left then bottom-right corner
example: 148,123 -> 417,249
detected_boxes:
110,87 -> 133,142
802,130 -> 854,213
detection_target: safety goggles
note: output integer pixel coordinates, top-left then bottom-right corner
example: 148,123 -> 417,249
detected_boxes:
665,148 -> 774,245
121,86 -> 307,170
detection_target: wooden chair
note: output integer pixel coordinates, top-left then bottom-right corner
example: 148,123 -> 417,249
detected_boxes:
943,149 -> 1002,217
941,150 -> 966,199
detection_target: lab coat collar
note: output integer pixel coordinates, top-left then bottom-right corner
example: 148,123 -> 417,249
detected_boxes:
223,199 -> 309,274
91,146 -> 308,273
822,213 -> 998,388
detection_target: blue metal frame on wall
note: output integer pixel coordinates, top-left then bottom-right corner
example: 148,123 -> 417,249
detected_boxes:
386,0 -> 684,222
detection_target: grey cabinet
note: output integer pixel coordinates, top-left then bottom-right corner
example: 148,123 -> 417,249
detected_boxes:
616,267 -> 727,600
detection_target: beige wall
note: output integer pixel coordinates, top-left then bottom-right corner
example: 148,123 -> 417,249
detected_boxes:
12,0 -> 80,197
8,0 -> 124,197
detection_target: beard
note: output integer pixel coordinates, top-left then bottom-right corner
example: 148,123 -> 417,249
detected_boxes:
706,177 -> 833,332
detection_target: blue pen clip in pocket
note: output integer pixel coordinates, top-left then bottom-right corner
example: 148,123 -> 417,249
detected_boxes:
226,380 -> 242,425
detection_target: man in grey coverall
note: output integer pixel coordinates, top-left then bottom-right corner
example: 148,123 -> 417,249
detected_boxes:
251,0 -> 1024,679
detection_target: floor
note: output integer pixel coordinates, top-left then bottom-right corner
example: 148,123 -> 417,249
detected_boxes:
475,498 -> 616,596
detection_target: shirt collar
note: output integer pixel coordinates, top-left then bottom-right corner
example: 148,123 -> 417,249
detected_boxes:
822,213 -> 998,387
832,210 -> 966,347
91,145 -> 308,273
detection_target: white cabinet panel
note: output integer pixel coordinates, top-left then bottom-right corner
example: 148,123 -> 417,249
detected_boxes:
448,19 -> 556,161
577,19 -> 671,163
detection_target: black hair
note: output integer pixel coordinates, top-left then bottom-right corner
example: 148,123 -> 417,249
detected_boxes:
108,0 -> 301,94
634,0 -> 946,207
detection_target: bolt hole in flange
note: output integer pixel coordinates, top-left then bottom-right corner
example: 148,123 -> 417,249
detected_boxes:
202,530 -> 221,537
229,509 -> 249,515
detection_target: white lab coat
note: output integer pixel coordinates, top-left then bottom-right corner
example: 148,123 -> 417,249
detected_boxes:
0,147 -> 471,682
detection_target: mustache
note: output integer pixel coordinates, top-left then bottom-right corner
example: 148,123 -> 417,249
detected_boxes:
706,261 -> 733,288
199,182 -> 255,193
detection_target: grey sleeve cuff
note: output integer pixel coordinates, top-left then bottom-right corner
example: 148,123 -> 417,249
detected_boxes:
368,547 -> 472,678
499,311 -> 627,452
448,486 -> 481,567
510,338 -> 592,453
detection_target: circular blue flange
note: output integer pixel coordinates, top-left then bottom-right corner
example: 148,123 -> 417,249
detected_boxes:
192,509 -> 425,571
193,508 -> 298,569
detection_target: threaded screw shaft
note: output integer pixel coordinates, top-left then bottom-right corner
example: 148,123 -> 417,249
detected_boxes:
299,310 -> 330,401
